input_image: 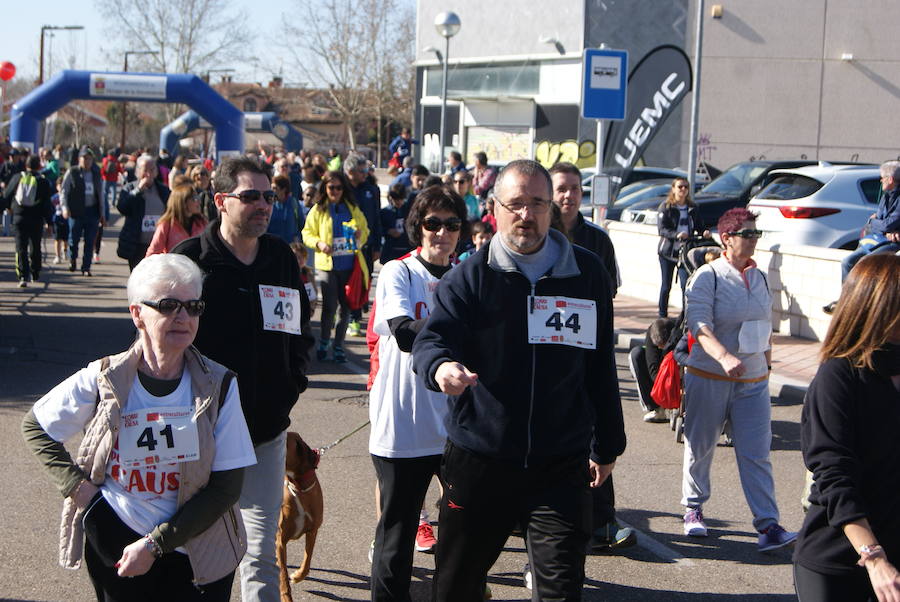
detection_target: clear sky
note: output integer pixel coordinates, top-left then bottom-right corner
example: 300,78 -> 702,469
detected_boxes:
0,1 -> 403,85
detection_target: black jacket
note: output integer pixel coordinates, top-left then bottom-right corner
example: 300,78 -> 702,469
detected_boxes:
656,202 -> 706,260
2,170 -> 53,225
795,358 -> 900,574
412,230 -> 625,466
570,213 -> 619,297
116,179 -> 170,260
60,164 -> 102,219
172,220 -> 315,445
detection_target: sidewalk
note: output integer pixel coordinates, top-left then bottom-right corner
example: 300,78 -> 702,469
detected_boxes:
613,294 -> 819,402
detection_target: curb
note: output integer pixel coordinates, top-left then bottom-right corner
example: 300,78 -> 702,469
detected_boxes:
614,329 -> 809,403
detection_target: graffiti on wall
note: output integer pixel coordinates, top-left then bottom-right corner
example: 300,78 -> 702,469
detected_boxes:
697,132 -> 716,163
534,139 -> 596,170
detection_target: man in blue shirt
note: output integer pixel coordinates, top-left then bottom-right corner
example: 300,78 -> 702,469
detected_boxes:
388,128 -> 418,163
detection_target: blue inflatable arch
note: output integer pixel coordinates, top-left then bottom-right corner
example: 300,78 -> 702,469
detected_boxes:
160,110 -> 303,157
10,70 -> 244,162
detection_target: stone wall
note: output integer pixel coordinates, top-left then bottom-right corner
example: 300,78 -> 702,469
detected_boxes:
607,222 -> 844,341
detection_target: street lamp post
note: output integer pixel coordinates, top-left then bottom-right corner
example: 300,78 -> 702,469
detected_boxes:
120,50 -> 159,151
433,11 -> 460,172
39,25 -> 84,85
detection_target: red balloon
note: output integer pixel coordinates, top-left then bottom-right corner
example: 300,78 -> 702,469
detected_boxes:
0,62 -> 16,82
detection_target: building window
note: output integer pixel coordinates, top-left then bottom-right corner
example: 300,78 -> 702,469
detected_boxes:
425,62 -> 540,98
243,98 -> 257,112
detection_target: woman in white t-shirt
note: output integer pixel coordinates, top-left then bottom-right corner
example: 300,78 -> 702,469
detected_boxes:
367,185 -> 467,600
22,254 -> 256,601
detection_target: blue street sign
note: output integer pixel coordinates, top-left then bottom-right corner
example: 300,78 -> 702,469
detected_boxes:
581,48 -> 628,120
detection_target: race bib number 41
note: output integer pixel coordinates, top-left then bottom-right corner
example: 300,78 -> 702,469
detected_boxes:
527,295 -> 597,349
259,285 -> 302,334
118,406 -> 199,466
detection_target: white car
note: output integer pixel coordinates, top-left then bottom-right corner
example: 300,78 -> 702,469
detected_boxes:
747,163 -> 881,249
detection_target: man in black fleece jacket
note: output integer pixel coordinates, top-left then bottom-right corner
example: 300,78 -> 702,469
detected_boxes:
173,156 -> 314,601
413,159 -> 625,601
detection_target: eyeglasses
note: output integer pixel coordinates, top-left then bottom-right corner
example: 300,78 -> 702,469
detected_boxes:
495,197 -> 551,216
453,178 -> 468,185
141,298 -> 206,317
675,184 -> 688,189
223,190 -> 276,205
422,216 -> 462,232
726,229 -> 763,239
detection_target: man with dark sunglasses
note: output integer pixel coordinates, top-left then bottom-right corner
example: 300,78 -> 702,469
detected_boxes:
413,159 -> 624,601
173,156 -> 314,602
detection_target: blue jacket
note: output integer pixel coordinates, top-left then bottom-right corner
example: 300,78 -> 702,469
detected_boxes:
391,168 -> 412,190
267,195 -> 302,244
412,230 -> 625,466
352,181 -> 382,252
379,204 -> 412,263
871,186 -> 900,235
388,135 -> 418,159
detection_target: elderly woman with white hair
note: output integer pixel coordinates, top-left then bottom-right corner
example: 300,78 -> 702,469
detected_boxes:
22,253 -> 256,601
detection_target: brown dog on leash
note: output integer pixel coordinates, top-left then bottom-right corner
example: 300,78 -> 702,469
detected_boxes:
277,431 -> 324,602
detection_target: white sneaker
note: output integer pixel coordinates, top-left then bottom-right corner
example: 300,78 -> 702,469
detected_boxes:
52,256 -> 61,264
523,563 -> 532,591
684,508 -> 708,537
643,408 -> 668,423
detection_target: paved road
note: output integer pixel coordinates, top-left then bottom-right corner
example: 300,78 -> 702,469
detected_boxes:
0,225 -> 805,601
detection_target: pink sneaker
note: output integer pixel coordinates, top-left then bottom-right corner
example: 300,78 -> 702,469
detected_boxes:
415,521 -> 437,553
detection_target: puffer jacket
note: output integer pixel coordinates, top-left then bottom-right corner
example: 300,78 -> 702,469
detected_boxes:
302,200 -> 370,272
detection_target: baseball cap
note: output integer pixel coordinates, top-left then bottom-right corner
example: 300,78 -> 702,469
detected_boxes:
79,145 -> 94,157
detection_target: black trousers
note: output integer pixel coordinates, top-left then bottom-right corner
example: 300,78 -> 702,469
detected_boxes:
628,346 -> 660,413
658,255 -> 688,317
13,219 -> 42,280
591,473 -> 616,528
370,454 -> 442,602
82,494 -> 235,602
793,562 -> 875,602
127,243 -> 150,271
434,442 -> 591,602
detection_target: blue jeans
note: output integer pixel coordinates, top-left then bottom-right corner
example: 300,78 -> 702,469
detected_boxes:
841,242 -> 900,281
68,205 -> 101,271
102,181 -> 118,213
239,431 -> 286,602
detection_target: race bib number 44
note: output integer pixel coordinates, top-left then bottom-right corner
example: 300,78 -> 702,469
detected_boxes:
259,285 -> 302,334
527,296 -> 597,349
118,406 -> 199,466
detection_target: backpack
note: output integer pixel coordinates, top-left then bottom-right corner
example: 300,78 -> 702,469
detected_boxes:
15,172 -> 38,207
104,158 -> 118,177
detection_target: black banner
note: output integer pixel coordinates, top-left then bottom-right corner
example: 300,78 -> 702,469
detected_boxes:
602,45 -> 693,199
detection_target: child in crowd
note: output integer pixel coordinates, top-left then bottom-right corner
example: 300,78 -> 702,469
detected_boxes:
457,220 -> 494,261
628,317 -> 677,422
51,175 -> 68,264
291,241 -> 317,305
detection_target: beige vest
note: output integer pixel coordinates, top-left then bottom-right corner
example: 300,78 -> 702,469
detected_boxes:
58,342 -> 247,585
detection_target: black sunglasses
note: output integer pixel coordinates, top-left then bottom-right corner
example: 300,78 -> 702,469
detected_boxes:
224,190 -> 277,205
422,216 -> 462,232
141,298 -> 206,317
727,229 -> 763,239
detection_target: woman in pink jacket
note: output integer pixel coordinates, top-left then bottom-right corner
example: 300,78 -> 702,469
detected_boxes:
146,185 -> 208,256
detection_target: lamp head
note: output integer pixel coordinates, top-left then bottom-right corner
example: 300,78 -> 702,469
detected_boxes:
434,11 -> 461,38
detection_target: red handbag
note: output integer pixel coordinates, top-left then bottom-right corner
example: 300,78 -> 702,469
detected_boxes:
651,351 -> 682,409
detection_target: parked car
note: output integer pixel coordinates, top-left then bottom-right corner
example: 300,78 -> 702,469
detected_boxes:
747,163 -> 882,249
601,179 -> 676,221
581,167 -> 690,218
620,160 -> 858,228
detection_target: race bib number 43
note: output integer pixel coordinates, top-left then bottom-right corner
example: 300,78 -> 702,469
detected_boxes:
527,295 -> 597,349
259,285 -> 302,334
118,406 -> 199,466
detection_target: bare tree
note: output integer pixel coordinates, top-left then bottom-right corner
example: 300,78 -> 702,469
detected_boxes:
285,0 -> 413,150
93,0 -> 252,119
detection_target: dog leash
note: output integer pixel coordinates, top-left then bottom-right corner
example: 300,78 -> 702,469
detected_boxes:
317,420 -> 370,455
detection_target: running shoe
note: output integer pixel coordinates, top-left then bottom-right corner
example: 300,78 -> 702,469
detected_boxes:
93,253 -> 101,263
18,279 -> 27,288
53,256 -> 61,264
758,523 -> 797,552
415,521 -> 437,553
592,521 -> 638,551
523,563 -> 532,591
348,320 -> 362,336
643,408 -> 668,423
332,346 -> 347,364
316,340 -> 329,361
367,539 -> 374,563
683,508 -> 708,537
